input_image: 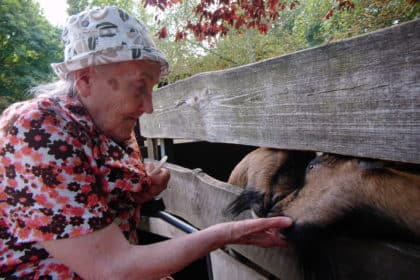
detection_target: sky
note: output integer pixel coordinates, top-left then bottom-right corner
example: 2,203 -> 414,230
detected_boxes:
36,0 -> 68,27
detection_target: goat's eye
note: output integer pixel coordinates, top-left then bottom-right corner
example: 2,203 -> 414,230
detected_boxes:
306,163 -> 317,173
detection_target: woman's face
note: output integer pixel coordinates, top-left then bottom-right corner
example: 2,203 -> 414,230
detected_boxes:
83,60 -> 161,143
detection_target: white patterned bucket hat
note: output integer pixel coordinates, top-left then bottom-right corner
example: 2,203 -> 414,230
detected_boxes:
51,6 -> 169,80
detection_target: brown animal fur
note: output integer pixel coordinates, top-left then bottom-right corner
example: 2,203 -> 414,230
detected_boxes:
229,147 -> 303,192
277,154 -> 420,238
227,151 -> 420,280
227,147 -> 315,217
228,151 -> 420,239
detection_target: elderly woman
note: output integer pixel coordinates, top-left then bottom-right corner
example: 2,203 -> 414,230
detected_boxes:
0,6 -> 292,280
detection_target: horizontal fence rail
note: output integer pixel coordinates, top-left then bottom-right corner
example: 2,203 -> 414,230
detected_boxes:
147,160 -> 302,279
141,19 -> 420,164
146,160 -> 420,280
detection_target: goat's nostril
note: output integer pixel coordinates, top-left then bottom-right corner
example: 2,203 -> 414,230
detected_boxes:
250,209 -> 259,219
266,204 -> 285,218
252,203 -> 277,218
251,205 -> 265,218
266,210 -> 276,218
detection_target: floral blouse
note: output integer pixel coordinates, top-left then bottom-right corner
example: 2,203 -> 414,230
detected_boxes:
0,95 -> 151,279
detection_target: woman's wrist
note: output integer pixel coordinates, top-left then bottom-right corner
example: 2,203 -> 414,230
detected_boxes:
202,223 -> 230,250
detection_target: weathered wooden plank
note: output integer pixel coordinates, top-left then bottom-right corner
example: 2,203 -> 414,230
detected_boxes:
145,160 -> 420,280
145,139 -> 159,160
141,19 -> 420,163
141,217 -> 269,280
145,160 -> 303,279
210,250 -> 269,280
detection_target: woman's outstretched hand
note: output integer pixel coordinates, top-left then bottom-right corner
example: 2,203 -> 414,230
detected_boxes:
210,216 -> 293,248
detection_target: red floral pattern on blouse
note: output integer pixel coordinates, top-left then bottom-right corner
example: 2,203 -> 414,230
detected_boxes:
0,95 -> 151,279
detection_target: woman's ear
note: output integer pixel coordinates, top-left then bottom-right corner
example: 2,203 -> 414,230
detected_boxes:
74,68 -> 94,97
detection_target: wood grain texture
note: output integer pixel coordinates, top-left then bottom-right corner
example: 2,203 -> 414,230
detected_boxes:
144,159 -> 420,280
140,19 -> 420,163
140,217 -> 269,280
145,159 -> 303,279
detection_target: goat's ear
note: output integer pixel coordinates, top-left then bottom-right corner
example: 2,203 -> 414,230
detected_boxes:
358,159 -> 385,170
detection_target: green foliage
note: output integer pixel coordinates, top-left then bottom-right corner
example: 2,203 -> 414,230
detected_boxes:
1,0 -> 418,110
67,0 -> 146,18
0,0 -> 62,112
67,0 -> 135,14
158,0 -> 418,83
323,0 -> 419,42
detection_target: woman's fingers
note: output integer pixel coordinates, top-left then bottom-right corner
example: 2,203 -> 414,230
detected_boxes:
228,217 -> 293,247
235,217 -> 293,236
240,228 -> 289,248
150,168 -> 170,189
135,167 -> 171,203
147,156 -> 168,176
145,162 -> 155,173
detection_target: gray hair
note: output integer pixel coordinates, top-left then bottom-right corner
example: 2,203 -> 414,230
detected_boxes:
29,75 -> 77,98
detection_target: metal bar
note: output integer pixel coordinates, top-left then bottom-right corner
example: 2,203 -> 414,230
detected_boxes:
155,210 -> 214,280
155,211 -> 198,234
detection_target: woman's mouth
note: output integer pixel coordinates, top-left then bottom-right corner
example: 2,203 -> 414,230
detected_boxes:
127,115 -> 140,121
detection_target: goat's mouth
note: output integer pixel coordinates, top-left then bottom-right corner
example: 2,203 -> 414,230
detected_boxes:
224,189 -> 263,217
224,189 -> 279,217
224,189 -> 331,243
224,188 -> 348,243
224,188 -> 294,218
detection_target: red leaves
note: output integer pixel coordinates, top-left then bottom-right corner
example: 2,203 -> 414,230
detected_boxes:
144,0 -> 181,11
145,0 -> 303,41
326,0 -> 355,19
338,0 -> 355,10
325,10 -> 334,20
175,31 -> 187,41
235,17 -> 245,29
268,0 -> 279,11
258,23 -> 269,33
157,26 -> 168,39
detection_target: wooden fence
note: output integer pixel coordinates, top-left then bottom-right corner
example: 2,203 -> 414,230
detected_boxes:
138,19 -> 420,280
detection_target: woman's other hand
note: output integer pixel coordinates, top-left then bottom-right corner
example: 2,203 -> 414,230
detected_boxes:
134,162 -> 170,203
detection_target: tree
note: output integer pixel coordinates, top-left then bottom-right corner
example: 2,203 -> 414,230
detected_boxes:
63,0 -> 418,84
145,0 -> 360,41
0,0 -> 62,112
322,0 -> 419,42
67,0 -> 148,18
152,0 -> 418,82
2,0 -> 417,109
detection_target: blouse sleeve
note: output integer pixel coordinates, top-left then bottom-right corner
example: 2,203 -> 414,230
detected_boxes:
0,103 -> 112,243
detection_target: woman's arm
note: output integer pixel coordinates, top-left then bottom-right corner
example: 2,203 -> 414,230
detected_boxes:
40,216 -> 292,280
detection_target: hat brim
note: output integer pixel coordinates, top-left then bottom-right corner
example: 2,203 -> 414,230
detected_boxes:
51,45 -> 169,80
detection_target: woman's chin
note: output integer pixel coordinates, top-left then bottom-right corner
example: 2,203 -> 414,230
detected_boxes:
104,121 -> 137,143
104,129 -> 132,144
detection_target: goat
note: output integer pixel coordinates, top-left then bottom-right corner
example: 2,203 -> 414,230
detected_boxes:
226,151 -> 420,280
227,147 -> 316,218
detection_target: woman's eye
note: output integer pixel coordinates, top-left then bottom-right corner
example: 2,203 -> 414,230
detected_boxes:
136,86 -> 146,94
133,83 -> 146,95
